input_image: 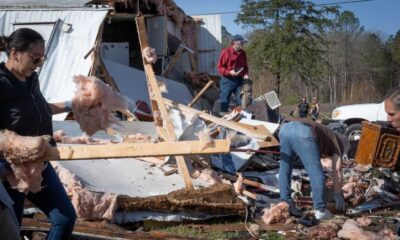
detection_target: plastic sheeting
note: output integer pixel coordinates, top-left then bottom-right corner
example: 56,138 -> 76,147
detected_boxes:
0,9 -> 108,120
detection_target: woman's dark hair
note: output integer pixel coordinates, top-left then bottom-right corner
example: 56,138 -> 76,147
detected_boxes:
384,86 -> 400,111
0,28 -> 44,56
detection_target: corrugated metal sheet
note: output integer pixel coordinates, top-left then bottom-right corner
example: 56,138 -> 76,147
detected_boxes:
0,9 -> 108,120
0,0 -> 91,8
193,14 -> 222,75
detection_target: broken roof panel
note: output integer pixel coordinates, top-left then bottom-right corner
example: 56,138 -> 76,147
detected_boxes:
0,0 -> 92,8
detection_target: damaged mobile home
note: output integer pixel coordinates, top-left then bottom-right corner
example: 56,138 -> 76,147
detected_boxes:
0,0 -> 277,238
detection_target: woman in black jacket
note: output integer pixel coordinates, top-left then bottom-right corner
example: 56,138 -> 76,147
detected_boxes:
0,28 -> 76,239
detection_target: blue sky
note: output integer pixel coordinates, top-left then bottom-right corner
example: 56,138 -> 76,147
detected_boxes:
174,0 -> 400,38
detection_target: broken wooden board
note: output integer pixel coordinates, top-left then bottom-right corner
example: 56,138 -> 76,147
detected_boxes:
163,98 -> 276,141
117,183 -> 245,215
42,140 -> 230,161
135,15 -> 193,189
162,43 -> 185,77
188,80 -> 213,107
22,217 -> 201,240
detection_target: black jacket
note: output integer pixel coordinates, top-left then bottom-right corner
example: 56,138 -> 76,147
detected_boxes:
0,62 -> 53,137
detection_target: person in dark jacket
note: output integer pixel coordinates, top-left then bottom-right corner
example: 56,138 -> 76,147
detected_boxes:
295,96 -> 310,118
0,28 -> 76,239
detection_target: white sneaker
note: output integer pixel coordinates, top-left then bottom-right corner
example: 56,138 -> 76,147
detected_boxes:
315,209 -> 333,221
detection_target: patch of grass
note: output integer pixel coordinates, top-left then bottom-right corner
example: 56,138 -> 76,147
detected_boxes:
159,224 -> 244,239
259,231 -> 285,240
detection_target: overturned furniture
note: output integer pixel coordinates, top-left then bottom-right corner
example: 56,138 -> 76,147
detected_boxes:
355,122 -> 400,168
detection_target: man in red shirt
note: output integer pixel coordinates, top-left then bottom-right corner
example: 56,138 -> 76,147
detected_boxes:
217,35 -> 249,112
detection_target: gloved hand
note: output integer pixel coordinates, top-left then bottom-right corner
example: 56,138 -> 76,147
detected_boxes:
334,192 -> 346,211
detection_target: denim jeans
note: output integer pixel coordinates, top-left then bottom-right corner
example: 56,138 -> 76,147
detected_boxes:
278,121 -> 326,210
220,76 -> 243,112
4,163 -> 76,240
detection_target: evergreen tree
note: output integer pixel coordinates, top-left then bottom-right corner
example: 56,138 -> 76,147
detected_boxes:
235,0 -> 337,96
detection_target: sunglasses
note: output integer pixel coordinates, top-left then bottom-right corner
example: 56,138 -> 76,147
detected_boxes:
28,53 -> 46,66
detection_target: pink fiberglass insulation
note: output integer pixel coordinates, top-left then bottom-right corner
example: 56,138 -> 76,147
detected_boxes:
261,202 -> 290,225
337,219 -> 380,240
53,130 -> 114,145
54,130 -> 153,144
122,133 -> 153,143
356,216 -> 372,227
142,47 -> 157,64
0,130 -> 50,164
52,162 -> 117,221
72,75 -> 128,136
308,221 -> 340,240
191,168 -> 222,185
0,130 -> 51,194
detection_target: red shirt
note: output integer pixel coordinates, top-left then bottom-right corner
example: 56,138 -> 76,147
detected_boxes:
217,46 -> 248,78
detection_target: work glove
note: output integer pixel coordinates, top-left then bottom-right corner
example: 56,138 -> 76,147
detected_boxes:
334,192 -> 346,212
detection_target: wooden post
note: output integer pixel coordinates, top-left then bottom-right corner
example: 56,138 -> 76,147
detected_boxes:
41,140 -> 230,161
163,98 -> 277,142
135,15 -> 193,189
88,21 -> 105,76
188,80 -> 213,107
162,44 -> 185,77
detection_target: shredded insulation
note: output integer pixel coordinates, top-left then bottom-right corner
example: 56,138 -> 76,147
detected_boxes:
71,75 -> 129,136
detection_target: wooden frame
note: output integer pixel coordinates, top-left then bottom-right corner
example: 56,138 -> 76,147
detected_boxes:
135,15 -> 193,189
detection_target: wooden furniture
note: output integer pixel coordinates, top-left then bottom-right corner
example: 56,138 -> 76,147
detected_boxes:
355,122 -> 400,168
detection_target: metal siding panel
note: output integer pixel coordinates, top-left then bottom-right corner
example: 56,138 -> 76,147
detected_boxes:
193,14 -> 222,74
0,0 -> 90,8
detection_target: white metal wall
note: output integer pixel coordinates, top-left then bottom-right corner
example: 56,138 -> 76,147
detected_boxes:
194,14 -> 222,75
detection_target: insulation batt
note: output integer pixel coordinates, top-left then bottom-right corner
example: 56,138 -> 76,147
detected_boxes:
142,47 -> 157,64
337,219 -> 380,240
308,220 -> 340,240
72,75 -> 129,136
52,162 -> 117,221
191,168 -> 222,185
0,130 -> 51,194
53,130 -> 102,144
261,202 -> 290,225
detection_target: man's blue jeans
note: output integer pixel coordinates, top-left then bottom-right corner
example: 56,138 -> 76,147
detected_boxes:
278,121 -> 326,210
4,163 -> 76,239
220,76 -> 243,112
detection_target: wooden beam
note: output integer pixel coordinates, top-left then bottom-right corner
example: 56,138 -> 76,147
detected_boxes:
135,15 -> 193,189
188,80 -> 213,107
41,140 -> 230,161
163,98 -> 276,141
162,44 -> 185,77
88,21 -> 105,76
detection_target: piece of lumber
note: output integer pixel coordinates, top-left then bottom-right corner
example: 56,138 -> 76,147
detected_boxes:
188,80 -> 213,107
221,173 -> 280,193
41,140 -> 230,161
163,98 -> 275,141
135,15 -> 193,189
162,44 -> 185,77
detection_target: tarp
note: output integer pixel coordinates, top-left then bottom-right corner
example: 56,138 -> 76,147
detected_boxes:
0,9 -> 108,120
